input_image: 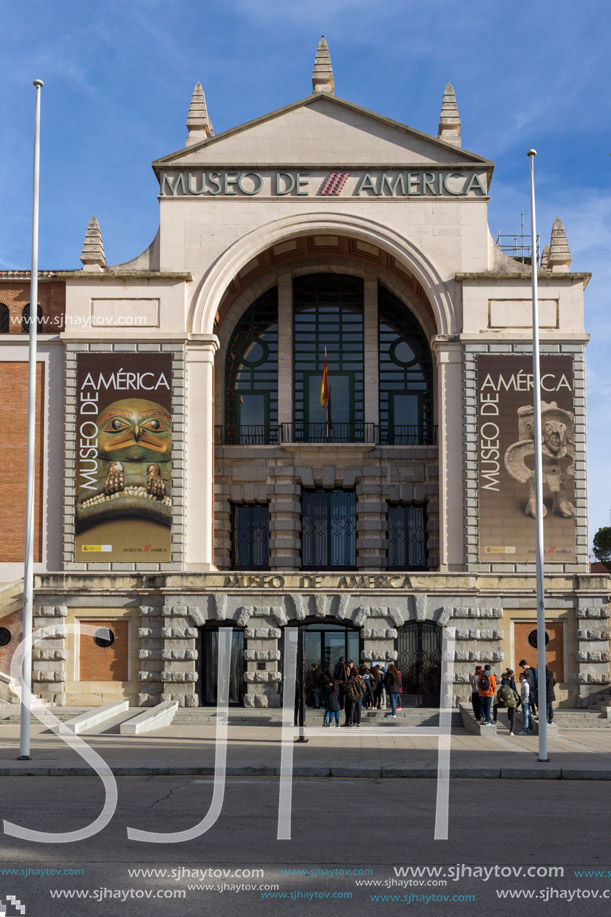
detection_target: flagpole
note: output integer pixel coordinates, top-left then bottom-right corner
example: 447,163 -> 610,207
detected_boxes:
19,79 -> 44,760
527,149 -> 548,763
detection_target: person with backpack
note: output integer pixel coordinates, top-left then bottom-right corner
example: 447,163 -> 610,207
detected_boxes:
470,665 -> 483,721
478,664 -> 496,726
384,664 -> 402,718
494,675 -> 520,734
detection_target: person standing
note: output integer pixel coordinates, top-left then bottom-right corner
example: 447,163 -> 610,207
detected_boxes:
358,664 -> 372,709
344,670 -> 366,726
545,667 -> 556,724
495,676 -> 520,734
519,659 -> 538,716
323,680 -> 341,727
333,656 -> 348,712
384,664 -> 402,718
311,663 -> 325,708
370,665 -> 383,709
470,666 -> 482,721
478,664 -> 496,726
519,672 -> 533,734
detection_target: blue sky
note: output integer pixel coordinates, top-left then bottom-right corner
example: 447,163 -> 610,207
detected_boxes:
1,0 -> 610,548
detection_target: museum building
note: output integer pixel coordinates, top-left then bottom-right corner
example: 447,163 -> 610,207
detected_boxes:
0,39 -> 609,714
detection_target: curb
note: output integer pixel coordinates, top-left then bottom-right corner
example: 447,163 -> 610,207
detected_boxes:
1,765 -> 610,780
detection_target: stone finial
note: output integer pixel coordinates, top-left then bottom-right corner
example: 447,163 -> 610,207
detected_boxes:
186,82 -> 214,145
312,36 -> 334,93
548,217 -> 572,271
438,82 -> 461,147
540,243 -> 550,270
80,216 -> 106,271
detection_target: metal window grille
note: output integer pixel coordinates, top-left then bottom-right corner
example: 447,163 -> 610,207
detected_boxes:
293,274 -> 364,440
302,489 -> 356,569
378,285 -> 433,445
225,288 -> 278,444
0,305 -> 9,334
21,303 -> 43,334
387,503 -> 427,570
231,504 -> 270,569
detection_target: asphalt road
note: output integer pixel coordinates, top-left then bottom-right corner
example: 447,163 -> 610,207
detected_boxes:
0,777 -> 610,916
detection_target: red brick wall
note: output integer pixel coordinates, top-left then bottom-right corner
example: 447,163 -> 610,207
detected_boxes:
79,620 -> 129,682
0,280 -> 65,334
0,608 -> 23,676
514,621 -> 564,683
0,362 -> 45,562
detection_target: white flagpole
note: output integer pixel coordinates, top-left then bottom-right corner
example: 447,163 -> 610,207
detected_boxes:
19,79 -> 44,760
527,149 -> 548,763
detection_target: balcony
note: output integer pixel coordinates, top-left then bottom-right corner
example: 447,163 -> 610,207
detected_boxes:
215,423 -> 437,446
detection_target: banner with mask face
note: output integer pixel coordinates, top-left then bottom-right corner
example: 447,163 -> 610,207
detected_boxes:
75,353 -> 172,562
476,354 -> 575,563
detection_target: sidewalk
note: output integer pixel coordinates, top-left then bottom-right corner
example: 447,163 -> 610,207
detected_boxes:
2,722 -> 611,779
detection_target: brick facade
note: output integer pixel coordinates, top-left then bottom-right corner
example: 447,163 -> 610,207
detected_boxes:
0,361 -> 45,562
0,278 -> 65,335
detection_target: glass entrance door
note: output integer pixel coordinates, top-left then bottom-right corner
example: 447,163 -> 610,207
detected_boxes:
287,622 -> 360,704
396,622 -> 442,707
199,626 -> 244,706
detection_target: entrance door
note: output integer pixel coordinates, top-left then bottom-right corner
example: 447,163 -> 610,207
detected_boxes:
286,622 -> 360,704
397,622 -> 441,707
198,626 -> 244,706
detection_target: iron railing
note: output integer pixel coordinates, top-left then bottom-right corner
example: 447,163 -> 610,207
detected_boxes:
215,423 -> 437,446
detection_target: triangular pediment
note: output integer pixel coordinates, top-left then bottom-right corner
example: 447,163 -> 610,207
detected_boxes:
153,93 -> 492,171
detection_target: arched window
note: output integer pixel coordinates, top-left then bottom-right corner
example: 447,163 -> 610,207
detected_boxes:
21,303 -> 44,335
293,274 -> 364,442
0,304 -> 9,334
378,286 -> 433,444
224,287 -> 278,444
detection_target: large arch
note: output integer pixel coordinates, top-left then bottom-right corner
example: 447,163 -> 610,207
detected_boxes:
189,212 -> 455,338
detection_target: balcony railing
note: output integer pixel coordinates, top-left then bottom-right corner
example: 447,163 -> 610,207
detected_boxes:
215,424 -> 437,446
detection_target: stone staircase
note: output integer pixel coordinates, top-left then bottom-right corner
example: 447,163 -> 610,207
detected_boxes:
172,707 -> 462,728
0,580 -> 24,618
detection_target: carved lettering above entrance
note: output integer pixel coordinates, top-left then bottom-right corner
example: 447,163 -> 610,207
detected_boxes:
159,169 -> 487,198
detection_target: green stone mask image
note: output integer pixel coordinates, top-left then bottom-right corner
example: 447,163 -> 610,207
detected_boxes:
76,397 -> 172,531
97,398 -> 171,462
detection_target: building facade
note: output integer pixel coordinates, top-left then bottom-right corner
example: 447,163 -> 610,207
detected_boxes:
1,40 -> 609,712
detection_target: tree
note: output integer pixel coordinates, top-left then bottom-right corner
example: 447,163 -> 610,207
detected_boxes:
592,527 -> 611,571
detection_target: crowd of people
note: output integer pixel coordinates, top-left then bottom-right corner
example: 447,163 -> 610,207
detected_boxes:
308,658 -> 402,726
470,658 -> 556,734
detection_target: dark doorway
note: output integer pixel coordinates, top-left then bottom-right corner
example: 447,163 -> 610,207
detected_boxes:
283,620 -> 361,705
198,625 -> 244,706
397,622 -> 442,707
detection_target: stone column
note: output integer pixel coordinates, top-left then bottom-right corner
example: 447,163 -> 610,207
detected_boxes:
137,605 -> 163,706
433,340 -> 464,571
186,336 -> 219,570
160,605 -> 198,707
576,603 -> 611,706
32,605 -> 67,706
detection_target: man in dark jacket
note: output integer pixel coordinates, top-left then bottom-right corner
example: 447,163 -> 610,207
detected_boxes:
519,659 -> 538,715
545,667 -> 556,724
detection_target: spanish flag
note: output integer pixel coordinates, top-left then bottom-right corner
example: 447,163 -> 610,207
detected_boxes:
320,348 -> 330,408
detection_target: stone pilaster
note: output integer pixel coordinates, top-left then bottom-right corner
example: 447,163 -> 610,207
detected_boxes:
32,605 -> 67,706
